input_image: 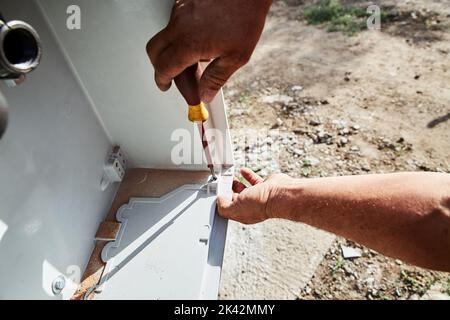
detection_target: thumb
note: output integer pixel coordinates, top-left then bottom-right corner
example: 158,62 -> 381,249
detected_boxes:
199,56 -> 241,103
217,195 -> 237,219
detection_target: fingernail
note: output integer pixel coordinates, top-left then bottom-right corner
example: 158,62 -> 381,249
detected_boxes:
157,81 -> 171,92
155,74 -> 171,92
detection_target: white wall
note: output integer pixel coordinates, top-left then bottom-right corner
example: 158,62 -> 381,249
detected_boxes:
38,0 -> 203,169
38,0 -> 234,169
0,0 -> 117,299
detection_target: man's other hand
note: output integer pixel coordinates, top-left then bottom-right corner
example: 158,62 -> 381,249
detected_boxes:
146,0 -> 272,103
217,168 -> 292,224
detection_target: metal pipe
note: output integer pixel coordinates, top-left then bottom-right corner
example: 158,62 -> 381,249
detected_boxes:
0,20 -> 42,139
0,20 -> 42,79
0,90 -> 8,139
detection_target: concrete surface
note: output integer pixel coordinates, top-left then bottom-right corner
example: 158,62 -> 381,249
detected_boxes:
220,219 -> 335,299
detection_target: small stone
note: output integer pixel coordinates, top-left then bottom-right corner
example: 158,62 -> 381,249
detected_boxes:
261,94 -> 293,105
264,137 -> 274,145
341,245 -> 362,259
395,259 -> 403,265
365,277 -> 375,285
276,118 -> 283,126
352,124 -> 361,131
315,130 -> 333,144
340,137 -> 348,145
355,282 -> 364,291
304,156 -> 320,166
343,265 -> 354,275
230,109 -> 244,117
332,119 -> 347,129
291,85 -> 304,92
339,128 -> 350,135
309,119 -> 322,126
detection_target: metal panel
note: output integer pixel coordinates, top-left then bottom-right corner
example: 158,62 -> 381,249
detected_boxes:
37,0 -> 234,169
0,0 -> 233,300
96,184 -> 227,300
0,0 -> 117,299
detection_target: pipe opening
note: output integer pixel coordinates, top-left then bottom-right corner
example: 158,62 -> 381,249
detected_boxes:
3,27 -> 39,69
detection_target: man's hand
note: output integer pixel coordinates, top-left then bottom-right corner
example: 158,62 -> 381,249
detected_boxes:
146,0 -> 272,103
219,168 -> 450,271
217,168 -> 293,224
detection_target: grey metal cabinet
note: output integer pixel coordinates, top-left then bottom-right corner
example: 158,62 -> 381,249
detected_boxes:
0,0 -> 233,300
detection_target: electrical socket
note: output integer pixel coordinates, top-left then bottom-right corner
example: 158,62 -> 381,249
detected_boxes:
104,158 -> 125,182
109,145 -> 127,169
101,146 -> 127,190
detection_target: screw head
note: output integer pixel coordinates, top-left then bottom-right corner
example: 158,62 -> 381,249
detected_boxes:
52,275 -> 66,295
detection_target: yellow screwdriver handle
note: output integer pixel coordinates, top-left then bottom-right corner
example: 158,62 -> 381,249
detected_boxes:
188,102 -> 209,123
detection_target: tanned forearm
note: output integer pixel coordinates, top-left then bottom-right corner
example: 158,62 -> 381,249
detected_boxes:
269,172 -> 450,271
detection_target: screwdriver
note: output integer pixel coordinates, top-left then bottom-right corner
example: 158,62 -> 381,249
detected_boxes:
174,63 -> 216,180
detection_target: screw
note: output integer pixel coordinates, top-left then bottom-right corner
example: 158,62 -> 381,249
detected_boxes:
52,275 -> 66,295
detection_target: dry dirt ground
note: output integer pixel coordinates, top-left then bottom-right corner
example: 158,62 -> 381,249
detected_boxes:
219,0 -> 450,300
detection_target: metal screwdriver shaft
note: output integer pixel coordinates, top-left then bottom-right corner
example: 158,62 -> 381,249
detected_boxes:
174,64 -> 216,179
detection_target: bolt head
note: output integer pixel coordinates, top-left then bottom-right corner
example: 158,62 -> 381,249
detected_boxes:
51,276 -> 66,295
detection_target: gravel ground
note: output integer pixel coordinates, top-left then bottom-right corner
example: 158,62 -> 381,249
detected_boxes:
301,238 -> 450,300
219,0 -> 450,300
